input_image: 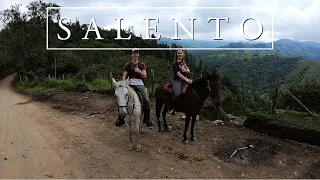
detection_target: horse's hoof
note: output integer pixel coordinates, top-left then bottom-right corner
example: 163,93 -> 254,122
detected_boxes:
128,144 -> 134,151
136,144 -> 142,152
191,137 -> 196,141
158,128 -> 162,132
184,140 -> 189,144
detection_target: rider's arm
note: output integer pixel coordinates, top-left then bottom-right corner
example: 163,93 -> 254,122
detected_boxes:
139,70 -> 147,79
177,72 -> 190,83
122,71 -> 127,80
136,63 -> 147,79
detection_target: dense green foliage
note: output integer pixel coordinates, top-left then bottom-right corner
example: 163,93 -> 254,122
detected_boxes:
1,0 -> 320,116
0,1 -> 207,88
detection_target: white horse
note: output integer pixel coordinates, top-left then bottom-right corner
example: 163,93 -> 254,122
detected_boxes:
112,78 -> 143,152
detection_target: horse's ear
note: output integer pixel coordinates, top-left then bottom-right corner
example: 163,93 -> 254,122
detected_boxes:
112,78 -> 118,87
126,77 -> 130,86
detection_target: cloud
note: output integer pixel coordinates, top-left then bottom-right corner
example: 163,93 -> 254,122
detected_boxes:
0,0 -> 319,42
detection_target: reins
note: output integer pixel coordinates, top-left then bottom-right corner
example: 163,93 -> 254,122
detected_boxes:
116,84 -> 141,116
190,80 -> 212,105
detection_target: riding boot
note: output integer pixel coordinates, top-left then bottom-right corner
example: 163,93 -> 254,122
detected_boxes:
143,108 -> 153,127
170,96 -> 180,116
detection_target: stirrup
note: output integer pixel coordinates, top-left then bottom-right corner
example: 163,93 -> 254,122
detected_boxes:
170,109 -> 176,116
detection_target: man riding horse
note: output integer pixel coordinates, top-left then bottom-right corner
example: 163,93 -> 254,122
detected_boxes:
115,48 -> 153,127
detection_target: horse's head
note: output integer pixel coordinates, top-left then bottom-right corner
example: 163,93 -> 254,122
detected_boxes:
112,78 -> 130,120
206,71 -> 222,108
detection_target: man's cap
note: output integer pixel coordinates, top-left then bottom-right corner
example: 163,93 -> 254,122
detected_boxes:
132,47 -> 139,53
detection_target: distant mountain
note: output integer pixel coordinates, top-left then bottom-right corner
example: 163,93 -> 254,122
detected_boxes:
157,37 -> 232,48
215,39 -> 320,62
157,38 -> 320,62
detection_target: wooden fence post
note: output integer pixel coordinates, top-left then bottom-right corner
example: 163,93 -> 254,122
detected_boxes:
110,72 -> 113,88
241,78 -> 245,113
151,69 -> 155,96
268,87 -> 272,112
272,77 -> 281,112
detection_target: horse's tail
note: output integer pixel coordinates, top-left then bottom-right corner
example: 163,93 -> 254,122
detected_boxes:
155,94 -> 163,120
155,85 -> 165,120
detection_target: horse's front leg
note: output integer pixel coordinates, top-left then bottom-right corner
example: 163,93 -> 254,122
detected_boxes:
162,105 -> 169,132
183,114 -> 191,143
126,118 -> 134,151
136,115 -> 142,152
190,115 -> 197,141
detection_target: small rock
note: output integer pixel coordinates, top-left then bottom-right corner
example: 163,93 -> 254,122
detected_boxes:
45,174 -> 54,178
227,114 -> 235,119
98,157 -> 101,160
248,145 -> 254,148
212,120 -> 224,126
171,168 -> 174,170
299,161 -> 302,164
158,150 -> 162,154
168,126 -> 172,130
241,173 -> 244,176
205,120 -> 209,123
218,166 -> 221,168
23,154 -> 26,158
81,142 -> 85,144
140,171 -> 143,173
3,157 -> 7,160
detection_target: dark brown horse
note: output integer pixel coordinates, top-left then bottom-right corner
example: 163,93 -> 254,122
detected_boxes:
155,72 -> 222,143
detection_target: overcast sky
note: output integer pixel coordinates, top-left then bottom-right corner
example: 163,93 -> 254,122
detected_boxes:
0,0 -> 319,43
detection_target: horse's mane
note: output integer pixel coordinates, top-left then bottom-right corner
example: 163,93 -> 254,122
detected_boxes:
190,72 -> 219,89
127,84 -> 141,105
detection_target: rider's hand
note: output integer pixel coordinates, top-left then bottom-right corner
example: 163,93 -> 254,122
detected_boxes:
180,65 -> 187,72
186,79 -> 193,84
134,67 -> 141,73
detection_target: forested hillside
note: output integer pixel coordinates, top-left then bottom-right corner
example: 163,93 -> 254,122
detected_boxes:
216,39 -> 320,62
0,1 -> 205,87
1,0 -> 319,115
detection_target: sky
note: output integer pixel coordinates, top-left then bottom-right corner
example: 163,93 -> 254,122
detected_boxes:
0,0 -> 319,43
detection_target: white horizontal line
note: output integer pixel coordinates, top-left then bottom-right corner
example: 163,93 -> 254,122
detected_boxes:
47,48 -> 274,51
47,7 -> 271,10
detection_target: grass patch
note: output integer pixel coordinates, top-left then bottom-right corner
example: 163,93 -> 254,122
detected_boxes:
250,110 -> 320,131
16,80 -> 57,99
15,77 -> 115,98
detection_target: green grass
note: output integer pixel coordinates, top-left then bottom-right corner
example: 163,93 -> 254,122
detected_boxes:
250,110 -> 320,131
15,77 -> 115,97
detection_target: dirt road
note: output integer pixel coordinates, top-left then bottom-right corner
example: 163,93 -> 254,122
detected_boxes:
0,76 -> 319,179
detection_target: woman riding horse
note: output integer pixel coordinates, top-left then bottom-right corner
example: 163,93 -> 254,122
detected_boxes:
170,49 -> 193,115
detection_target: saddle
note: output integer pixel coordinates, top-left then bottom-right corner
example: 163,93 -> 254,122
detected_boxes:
163,83 -> 188,95
130,85 -> 144,108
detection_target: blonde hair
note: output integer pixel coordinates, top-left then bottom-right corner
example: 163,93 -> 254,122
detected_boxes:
173,48 -> 185,63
